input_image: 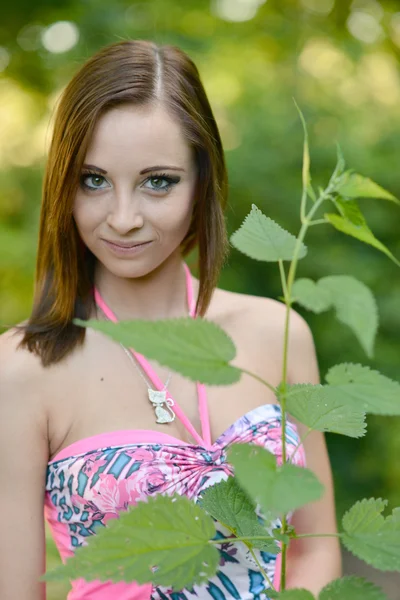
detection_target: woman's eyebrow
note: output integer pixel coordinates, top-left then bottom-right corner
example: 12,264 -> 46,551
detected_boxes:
82,164 -> 186,174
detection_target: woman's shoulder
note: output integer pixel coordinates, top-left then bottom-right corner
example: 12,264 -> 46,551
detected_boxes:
211,286 -> 309,334
0,327 -> 49,450
0,326 -> 43,377
0,326 -> 53,407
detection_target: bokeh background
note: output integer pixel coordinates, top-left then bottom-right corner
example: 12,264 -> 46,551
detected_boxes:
1,0 -> 399,597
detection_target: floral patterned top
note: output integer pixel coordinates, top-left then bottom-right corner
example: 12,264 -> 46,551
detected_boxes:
45,403 -> 305,600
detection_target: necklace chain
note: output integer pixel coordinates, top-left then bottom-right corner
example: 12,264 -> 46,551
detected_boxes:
95,303 -> 175,424
119,342 -> 172,391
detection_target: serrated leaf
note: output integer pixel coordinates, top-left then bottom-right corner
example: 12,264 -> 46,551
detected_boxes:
325,212 -> 400,267
74,317 -> 240,385
319,575 -> 388,600
292,279 -> 332,314
318,275 -> 378,358
230,204 -> 307,262
285,384 -> 366,438
325,363 -> 400,416
335,171 -> 399,204
228,444 -> 324,518
269,589 -> 315,600
342,498 -> 400,571
293,275 -> 378,358
201,478 -> 278,553
43,494 -> 219,589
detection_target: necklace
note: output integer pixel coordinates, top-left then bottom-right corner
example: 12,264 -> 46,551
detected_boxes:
119,342 -> 176,424
96,304 -> 176,424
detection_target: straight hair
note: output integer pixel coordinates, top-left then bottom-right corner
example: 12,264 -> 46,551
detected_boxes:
18,40 -> 228,366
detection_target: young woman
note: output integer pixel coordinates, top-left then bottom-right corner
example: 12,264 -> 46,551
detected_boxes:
0,40 -> 341,600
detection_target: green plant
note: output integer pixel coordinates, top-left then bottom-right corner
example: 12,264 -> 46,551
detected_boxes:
43,108 -> 400,599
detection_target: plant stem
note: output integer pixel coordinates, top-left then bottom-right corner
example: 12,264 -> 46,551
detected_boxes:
240,367 -> 277,395
278,260 -> 289,299
248,546 -> 276,592
208,535 -> 275,545
280,537 -> 287,590
208,531 -> 341,545
277,189 -> 333,591
294,532 -> 341,539
307,218 -> 328,227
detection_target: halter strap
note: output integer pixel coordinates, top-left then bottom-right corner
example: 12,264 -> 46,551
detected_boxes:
93,263 -> 211,448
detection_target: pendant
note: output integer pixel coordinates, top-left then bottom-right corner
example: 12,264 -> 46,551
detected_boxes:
148,389 -> 175,424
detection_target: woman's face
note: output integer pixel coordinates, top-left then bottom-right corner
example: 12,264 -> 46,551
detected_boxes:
73,103 -> 197,279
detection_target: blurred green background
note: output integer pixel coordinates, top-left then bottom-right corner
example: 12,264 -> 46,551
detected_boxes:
1,0 -> 400,597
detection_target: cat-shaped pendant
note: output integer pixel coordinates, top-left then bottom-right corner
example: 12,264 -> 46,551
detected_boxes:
148,389 -> 175,424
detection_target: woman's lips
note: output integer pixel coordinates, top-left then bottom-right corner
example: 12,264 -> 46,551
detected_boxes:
101,239 -> 153,255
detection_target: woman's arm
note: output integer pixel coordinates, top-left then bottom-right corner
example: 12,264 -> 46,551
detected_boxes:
0,330 -> 49,600
285,310 -> 342,593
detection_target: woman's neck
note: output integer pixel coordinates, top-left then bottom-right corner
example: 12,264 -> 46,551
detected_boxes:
93,254 -> 196,321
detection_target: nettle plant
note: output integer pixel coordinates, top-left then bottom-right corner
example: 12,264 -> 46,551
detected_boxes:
45,110 -> 400,599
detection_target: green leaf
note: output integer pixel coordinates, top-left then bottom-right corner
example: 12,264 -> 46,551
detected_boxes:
325,363 -> 400,416
334,197 -> 366,225
74,317 -> 240,385
43,494 -> 219,589
319,576 -> 388,600
293,275 -> 378,358
285,384 -> 366,438
201,478 -> 279,553
335,171 -> 400,204
325,212 -> 400,267
228,443 -> 324,518
269,590 -> 315,600
293,100 -> 312,201
318,275 -> 378,358
230,204 -> 307,262
292,279 -> 332,314
342,498 -> 400,571
334,143 -> 346,179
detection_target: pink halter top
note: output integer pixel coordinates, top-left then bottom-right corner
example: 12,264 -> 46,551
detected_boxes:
44,263 -> 306,600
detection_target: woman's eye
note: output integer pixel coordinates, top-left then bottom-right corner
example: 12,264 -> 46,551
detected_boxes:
79,172 -> 180,193
143,175 -> 180,193
80,173 -> 109,191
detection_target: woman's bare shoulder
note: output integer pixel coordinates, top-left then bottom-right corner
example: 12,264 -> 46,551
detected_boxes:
0,327 -> 44,379
211,286 -> 307,331
0,327 -> 54,425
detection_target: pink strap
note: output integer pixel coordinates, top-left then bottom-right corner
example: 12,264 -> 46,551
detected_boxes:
93,263 -> 212,448
183,263 -> 211,446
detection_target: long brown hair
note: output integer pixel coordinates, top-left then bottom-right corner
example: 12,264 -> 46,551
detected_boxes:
18,40 -> 228,366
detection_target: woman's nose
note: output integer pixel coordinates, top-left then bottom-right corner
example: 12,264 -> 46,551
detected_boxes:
106,192 -> 144,234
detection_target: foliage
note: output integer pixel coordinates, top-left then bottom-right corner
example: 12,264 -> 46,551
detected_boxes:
230,204 -> 308,262
292,275 -> 378,357
318,576 -> 388,600
269,576 -> 388,599
74,317 -> 240,385
200,477 -> 278,553
342,499 -> 400,571
44,494 -> 220,590
227,443 -> 324,517
285,384 -> 366,438
325,364 -> 400,416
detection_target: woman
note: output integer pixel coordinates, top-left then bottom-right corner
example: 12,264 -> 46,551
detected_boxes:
0,40 -> 341,599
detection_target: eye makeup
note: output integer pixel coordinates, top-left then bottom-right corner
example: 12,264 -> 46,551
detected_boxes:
79,171 -> 181,193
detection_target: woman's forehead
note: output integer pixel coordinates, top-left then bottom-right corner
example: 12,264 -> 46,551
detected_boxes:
84,104 -> 194,171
